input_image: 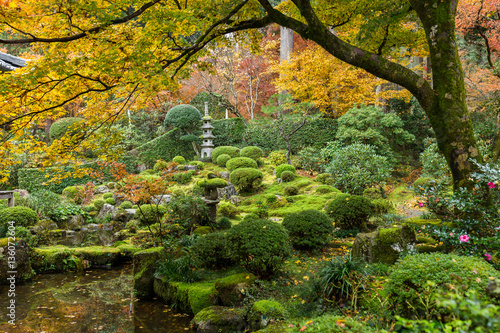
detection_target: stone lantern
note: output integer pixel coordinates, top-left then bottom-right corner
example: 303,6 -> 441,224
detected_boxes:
200,101 -> 215,159
197,175 -> 228,223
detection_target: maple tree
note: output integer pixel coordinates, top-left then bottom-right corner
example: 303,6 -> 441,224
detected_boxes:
0,0 -> 490,189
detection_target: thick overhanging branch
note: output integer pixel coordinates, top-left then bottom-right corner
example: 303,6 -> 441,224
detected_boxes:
0,0 -> 163,44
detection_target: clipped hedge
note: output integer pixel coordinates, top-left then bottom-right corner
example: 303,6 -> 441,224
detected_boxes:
229,168 -> 263,192
226,157 -> 258,171
282,210 -> 333,250
275,164 -> 296,179
240,146 -> 263,161
0,206 -> 39,229
212,118 -> 246,147
135,128 -> 195,167
216,154 -> 232,167
211,146 -> 240,163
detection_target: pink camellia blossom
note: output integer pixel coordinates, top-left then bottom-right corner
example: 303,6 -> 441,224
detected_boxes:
484,253 -> 492,261
488,182 -> 496,189
450,232 -> 453,236
418,202 -> 424,208
459,235 -> 469,242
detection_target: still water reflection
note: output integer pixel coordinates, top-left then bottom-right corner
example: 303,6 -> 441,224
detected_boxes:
0,264 -> 195,333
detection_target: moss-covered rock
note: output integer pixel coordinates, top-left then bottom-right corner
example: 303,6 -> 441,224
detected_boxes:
248,300 -> 287,331
192,306 -> 247,333
193,226 -> 212,235
133,247 -> 165,299
154,277 -> 218,315
73,246 -> 121,266
0,238 -> 34,284
352,225 -> 416,264
215,273 -> 256,306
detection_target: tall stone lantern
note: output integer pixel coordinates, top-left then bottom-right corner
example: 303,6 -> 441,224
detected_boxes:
200,101 -> 215,159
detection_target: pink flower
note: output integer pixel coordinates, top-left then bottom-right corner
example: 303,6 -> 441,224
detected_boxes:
484,253 -> 492,261
488,182 -> 496,189
459,235 -> 469,242
418,202 -> 424,208
450,232 -> 453,236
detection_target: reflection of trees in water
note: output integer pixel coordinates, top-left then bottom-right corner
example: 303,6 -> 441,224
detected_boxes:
0,267 -> 194,333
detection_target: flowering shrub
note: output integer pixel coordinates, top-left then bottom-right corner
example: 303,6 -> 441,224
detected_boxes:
415,162 -> 500,263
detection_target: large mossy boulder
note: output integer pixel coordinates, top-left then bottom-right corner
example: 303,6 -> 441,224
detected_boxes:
248,300 -> 287,331
214,273 -> 256,306
133,247 -> 165,299
0,238 -> 33,284
352,225 -> 416,264
192,306 -> 247,333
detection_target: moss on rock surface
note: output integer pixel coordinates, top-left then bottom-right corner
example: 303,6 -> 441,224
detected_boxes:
133,247 -> 165,299
0,238 -> 34,284
352,225 -> 416,264
249,300 -> 287,331
215,273 -> 256,306
192,306 -> 247,333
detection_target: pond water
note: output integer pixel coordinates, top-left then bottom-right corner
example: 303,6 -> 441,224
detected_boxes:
0,264 -> 195,333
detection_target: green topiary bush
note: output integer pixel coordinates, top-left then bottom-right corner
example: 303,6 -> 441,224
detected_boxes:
385,253 -> 500,318
229,168 -> 263,192
240,146 -> 263,161
173,171 -> 193,184
326,194 -> 374,230
268,150 -> 287,166
173,156 -> 186,164
105,197 -> 116,205
62,185 -> 84,203
191,232 -> 234,268
282,210 -> 333,250
412,176 -> 436,190
315,185 -> 339,194
211,146 -> 240,163
217,201 -> 239,218
280,171 -> 296,182
93,199 -> 105,211
275,164 -> 296,179
216,154 -> 232,167
227,219 -> 291,278
283,185 -> 299,196
226,157 -> 258,171
215,216 -> 232,230
153,159 -> 169,172
164,104 -> 202,129
189,161 -> 204,170
316,173 -> 334,185
49,117 -> 85,141
134,204 -> 168,226
119,201 -> 133,209
0,206 -> 39,229
103,192 -> 113,199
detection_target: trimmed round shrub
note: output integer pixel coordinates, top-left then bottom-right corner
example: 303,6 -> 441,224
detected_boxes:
0,206 -> 39,229
229,168 -> 263,191
217,201 -> 239,218
283,210 -> 333,250
134,204 -> 168,226
154,159 -> 168,172
326,194 -> 374,230
371,199 -> 394,215
385,253 -> 500,318
49,117 -> 85,141
226,157 -> 258,171
211,146 -> 240,163
240,146 -> 263,161
191,232 -> 234,268
119,201 -> 133,209
280,171 -> 295,182
105,198 -> 116,205
283,185 -> 299,196
103,192 -> 113,199
316,173 -> 334,185
93,199 -> 105,211
164,104 -> 202,130
173,156 -> 186,165
62,185 -> 84,203
216,154 -> 232,167
268,150 -> 287,166
227,219 -> 291,278
275,164 -> 296,179
215,217 -> 232,230
173,171 -> 193,184
315,185 -> 340,194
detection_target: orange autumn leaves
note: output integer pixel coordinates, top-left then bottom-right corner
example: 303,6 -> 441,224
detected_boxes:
270,44 -> 411,117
